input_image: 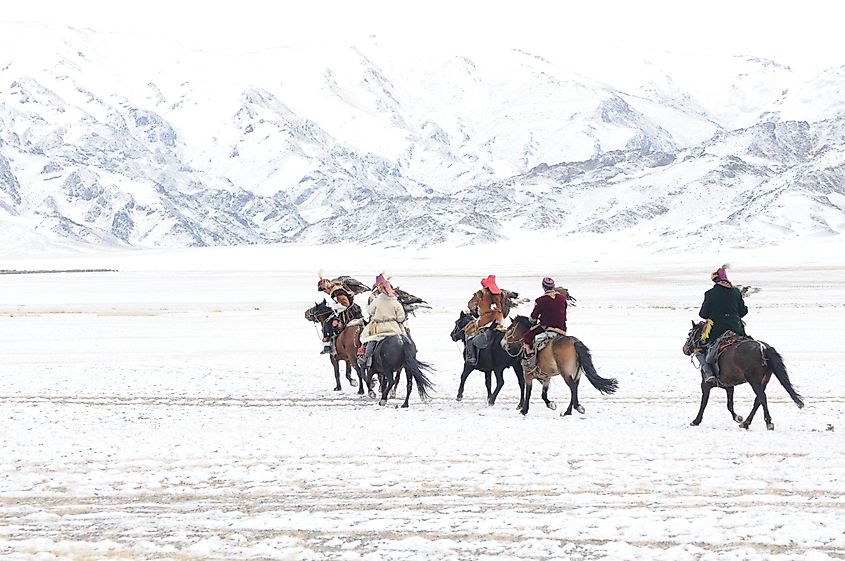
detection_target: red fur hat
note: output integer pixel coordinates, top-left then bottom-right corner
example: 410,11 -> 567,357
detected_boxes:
480,274 -> 501,295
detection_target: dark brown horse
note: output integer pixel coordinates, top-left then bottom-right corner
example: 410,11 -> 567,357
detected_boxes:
503,316 -> 618,416
682,320 -> 804,430
305,300 -> 368,393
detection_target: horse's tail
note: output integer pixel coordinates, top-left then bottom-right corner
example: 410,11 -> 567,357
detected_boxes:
574,340 -> 618,395
402,337 -> 435,401
763,344 -> 804,409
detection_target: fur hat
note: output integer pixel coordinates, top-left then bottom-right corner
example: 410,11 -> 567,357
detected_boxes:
375,273 -> 395,297
711,264 -> 730,283
480,274 -> 501,295
542,277 -> 555,291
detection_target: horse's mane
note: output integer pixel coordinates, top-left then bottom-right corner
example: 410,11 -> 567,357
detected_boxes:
512,315 -> 533,328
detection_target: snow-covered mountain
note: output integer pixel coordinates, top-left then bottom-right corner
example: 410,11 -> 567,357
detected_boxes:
1,22 -> 843,251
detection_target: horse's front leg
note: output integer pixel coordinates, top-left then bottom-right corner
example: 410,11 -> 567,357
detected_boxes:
514,364 -> 525,411
355,364 -> 365,395
725,387 -> 743,424
484,370 -> 493,402
488,368 -> 505,406
331,356 -> 342,391
691,381 -> 712,426
541,381 -> 556,411
379,369 -> 395,406
521,374 -> 534,416
456,363 -> 473,401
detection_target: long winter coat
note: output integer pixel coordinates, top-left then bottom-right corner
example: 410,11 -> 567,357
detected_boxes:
699,283 -> 748,340
361,293 -> 406,343
468,288 -> 504,328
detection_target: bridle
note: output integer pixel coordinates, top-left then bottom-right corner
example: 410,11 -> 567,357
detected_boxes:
501,320 -> 527,358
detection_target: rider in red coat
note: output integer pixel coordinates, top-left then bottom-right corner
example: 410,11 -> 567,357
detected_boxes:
522,277 -> 567,355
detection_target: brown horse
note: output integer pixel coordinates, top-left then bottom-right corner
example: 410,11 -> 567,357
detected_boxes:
683,321 -> 804,430
503,316 -> 618,416
305,300 -> 369,393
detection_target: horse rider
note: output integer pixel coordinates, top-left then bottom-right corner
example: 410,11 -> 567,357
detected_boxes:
317,277 -> 363,355
522,276 -> 568,359
463,275 -> 517,366
358,274 -> 407,372
696,266 -> 748,384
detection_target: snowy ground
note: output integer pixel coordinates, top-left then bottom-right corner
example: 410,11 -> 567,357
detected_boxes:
1,242 -> 844,560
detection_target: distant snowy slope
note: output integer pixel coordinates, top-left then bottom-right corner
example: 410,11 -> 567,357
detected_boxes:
0,22 -> 843,251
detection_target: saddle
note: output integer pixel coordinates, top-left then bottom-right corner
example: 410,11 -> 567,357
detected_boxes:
708,330 -> 752,377
533,330 -> 561,354
467,326 -> 495,350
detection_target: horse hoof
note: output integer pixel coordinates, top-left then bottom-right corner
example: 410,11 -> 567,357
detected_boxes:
560,410 -> 572,417
334,386 -> 342,392
456,395 -> 463,402
368,391 -> 376,399
767,422 -> 775,431
547,401 -> 557,411
739,423 -> 749,430
349,379 -> 358,387
690,420 -> 700,426
734,415 -> 744,423
401,403 -> 409,409
378,399 -> 387,406
520,409 -> 528,416
487,399 -> 496,407
576,405 -> 585,414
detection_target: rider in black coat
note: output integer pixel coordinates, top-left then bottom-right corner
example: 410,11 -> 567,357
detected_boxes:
697,266 -> 748,383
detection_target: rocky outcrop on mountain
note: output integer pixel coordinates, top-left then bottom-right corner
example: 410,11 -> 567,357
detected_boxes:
1,23 -> 843,251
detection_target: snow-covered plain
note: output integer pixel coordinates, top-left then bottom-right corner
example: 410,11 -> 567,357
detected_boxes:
1,242 -> 844,560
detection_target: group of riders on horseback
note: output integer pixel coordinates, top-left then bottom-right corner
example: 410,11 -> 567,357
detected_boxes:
307,265 -> 803,428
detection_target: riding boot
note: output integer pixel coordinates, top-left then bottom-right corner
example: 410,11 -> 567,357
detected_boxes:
320,338 -> 331,354
362,341 -> 375,368
522,347 -> 536,371
465,337 -> 479,366
696,351 -> 716,384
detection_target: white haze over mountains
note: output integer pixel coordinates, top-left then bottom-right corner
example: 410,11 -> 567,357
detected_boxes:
1,19 -> 844,253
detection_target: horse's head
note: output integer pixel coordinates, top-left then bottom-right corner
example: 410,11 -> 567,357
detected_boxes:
450,310 -> 474,342
304,298 -> 332,323
682,320 -> 706,356
503,315 -> 535,345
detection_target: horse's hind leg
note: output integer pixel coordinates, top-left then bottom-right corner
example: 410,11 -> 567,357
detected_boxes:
740,397 -> 762,430
401,367 -> 413,408
562,375 -> 583,416
691,382 -> 712,426
379,370 -> 395,406
345,361 -> 357,387
725,387 -> 743,424
541,381 -> 556,411
456,363 -> 473,401
390,368 -> 401,399
742,379 -> 774,430
489,369 -> 505,406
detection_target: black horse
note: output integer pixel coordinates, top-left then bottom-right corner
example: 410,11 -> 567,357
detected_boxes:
450,311 -> 525,408
367,334 -> 435,408
682,320 -> 804,430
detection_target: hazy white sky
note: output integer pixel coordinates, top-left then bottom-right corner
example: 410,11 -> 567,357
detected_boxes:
2,0 -> 843,68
